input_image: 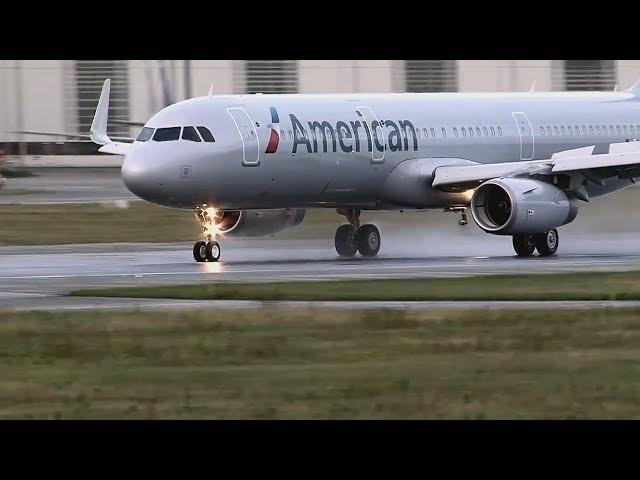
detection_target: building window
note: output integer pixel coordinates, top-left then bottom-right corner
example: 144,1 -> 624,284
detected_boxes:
404,60 -> 458,92
238,60 -> 298,94
554,60 -> 617,91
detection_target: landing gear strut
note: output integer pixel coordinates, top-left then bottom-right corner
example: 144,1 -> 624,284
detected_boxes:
193,206 -> 222,263
334,208 -> 381,258
512,229 -> 558,257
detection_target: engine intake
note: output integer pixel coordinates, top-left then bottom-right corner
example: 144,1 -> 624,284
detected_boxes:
217,209 -> 305,237
470,178 -> 578,235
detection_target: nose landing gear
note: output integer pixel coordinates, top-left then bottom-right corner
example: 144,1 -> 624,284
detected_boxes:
193,206 -> 222,263
334,208 -> 381,258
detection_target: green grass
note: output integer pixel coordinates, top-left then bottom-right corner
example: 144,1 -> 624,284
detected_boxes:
71,271 -> 640,301
0,188 -> 39,196
0,308 -> 639,419
0,203 -> 345,246
0,202 -> 200,246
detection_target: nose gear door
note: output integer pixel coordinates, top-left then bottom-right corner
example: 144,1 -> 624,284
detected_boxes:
227,107 -> 260,166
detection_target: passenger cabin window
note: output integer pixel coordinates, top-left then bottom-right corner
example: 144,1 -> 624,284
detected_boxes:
483,126 -> 488,136
196,126 -> 215,142
453,127 -> 459,137
561,126 -> 566,135
431,128 -> 436,137
468,127 -> 474,137
153,127 -> 181,142
582,126 -> 587,135
461,128 -> 467,137
540,127 -> 545,135
137,127 -> 155,142
490,127 -> 495,136
546,126 -> 552,136
441,127 -> 447,138
182,126 -> 201,142
497,127 -> 503,136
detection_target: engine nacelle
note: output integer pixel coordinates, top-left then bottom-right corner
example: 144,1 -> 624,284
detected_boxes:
217,209 -> 306,237
470,178 -> 578,235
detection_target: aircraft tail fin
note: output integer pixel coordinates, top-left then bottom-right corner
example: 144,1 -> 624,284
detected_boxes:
90,79 -> 112,145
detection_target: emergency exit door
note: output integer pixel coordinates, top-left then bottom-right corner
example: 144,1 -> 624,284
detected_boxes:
512,111 -> 534,160
227,107 -> 260,166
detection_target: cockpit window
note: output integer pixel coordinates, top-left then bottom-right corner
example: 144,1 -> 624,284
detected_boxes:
182,126 -> 201,142
153,127 -> 181,142
196,126 -> 215,142
136,127 -> 154,142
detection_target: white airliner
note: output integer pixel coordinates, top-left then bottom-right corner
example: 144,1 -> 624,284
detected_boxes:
21,79 -> 640,262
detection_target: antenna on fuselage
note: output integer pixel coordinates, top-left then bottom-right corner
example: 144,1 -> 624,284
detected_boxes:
208,82 -> 214,98
614,84 -> 618,92
529,81 -> 536,93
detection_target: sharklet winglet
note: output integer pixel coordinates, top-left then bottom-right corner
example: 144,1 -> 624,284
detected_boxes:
626,78 -> 640,96
89,79 -> 112,145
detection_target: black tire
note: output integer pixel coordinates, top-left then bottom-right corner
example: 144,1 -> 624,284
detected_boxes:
206,240 -> 221,262
534,229 -> 559,257
357,224 -> 381,257
193,241 -> 208,262
512,234 -> 535,257
335,225 -> 358,257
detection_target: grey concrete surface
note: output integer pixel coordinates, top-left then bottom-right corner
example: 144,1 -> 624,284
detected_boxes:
1,232 -> 640,311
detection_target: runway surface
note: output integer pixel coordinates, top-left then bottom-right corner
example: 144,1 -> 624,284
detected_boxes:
2,232 -> 640,311
2,168 -> 640,311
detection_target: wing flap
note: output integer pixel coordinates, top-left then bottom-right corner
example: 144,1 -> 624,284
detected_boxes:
433,141 -> 640,190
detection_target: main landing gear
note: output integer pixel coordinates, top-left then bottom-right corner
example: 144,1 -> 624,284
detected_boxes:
334,208 -> 381,258
193,207 -> 222,263
512,229 -> 559,257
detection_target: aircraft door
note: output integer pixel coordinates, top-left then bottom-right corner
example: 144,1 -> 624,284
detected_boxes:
356,105 -> 386,163
512,111 -> 534,160
226,107 -> 260,166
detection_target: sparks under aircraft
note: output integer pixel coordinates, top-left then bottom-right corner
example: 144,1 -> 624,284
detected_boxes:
20,78 -> 640,262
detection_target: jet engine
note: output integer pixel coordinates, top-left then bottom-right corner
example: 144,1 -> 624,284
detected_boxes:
216,209 -> 306,237
470,178 -> 578,235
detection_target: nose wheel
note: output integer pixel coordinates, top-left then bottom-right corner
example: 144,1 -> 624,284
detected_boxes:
193,206 -> 222,262
193,240 -> 221,262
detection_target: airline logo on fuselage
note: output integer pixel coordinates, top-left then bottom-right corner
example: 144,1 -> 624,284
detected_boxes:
264,107 -> 419,155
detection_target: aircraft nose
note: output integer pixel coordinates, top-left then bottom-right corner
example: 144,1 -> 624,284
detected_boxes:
121,150 -> 158,201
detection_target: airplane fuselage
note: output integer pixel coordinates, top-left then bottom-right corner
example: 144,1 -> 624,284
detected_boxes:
121,91 -> 640,211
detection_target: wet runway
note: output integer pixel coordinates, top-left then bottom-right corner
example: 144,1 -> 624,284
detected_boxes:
2,232 -> 640,311
2,168 -> 640,311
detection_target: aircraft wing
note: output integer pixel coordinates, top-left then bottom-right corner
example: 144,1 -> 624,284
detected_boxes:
5,79 -> 134,156
432,142 -> 640,199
